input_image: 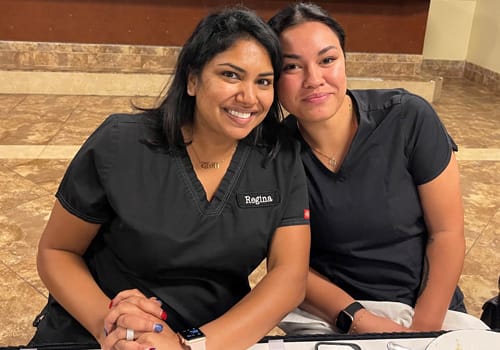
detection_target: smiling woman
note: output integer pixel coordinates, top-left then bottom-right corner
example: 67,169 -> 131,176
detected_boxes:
268,1 -> 479,336
28,6 -> 311,350
185,38 -> 276,194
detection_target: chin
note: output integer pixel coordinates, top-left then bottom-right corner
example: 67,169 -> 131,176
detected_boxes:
229,129 -> 253,141
300,109 -> 330,121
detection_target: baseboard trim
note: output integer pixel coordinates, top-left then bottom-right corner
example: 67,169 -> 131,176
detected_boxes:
1,70 -> 441,103
0,70 -> 170,96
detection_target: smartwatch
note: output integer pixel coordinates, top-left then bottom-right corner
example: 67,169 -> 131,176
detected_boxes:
178,327 -> 207,350
335,301 -> 365,333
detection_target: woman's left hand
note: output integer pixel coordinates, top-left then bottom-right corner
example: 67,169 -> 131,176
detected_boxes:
103,325 -> 182,350
102,289 -> 168,349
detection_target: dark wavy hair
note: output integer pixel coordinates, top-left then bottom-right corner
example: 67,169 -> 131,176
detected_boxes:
144,6 -> 284,159
268,2 -> 346,53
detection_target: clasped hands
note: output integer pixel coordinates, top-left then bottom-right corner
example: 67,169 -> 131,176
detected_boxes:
100,289 -> 184,350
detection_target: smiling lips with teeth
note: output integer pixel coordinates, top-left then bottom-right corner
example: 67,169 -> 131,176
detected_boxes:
227,109 -> 253,119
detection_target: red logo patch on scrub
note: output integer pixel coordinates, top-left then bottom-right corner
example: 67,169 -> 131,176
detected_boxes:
303,209 -> 310,220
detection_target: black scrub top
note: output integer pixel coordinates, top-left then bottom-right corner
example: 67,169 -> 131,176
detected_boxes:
56,113 -> 309,329
285,89 -> 457,307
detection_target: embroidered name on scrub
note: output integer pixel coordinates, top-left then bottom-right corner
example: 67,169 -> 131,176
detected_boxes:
237,191 -> 281,208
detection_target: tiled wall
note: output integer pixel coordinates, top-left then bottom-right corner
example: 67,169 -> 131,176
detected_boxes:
464,62 -> 500,94
423,59 -> 500,95
0,41 -> 179,74
345,53 -> 423,77
2,40 -> 499,94
421,59 -> 466,78
0,41 -> 423,77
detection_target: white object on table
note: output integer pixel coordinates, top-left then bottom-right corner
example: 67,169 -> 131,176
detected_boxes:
248,337 -> 435,350
424,329 -> 500,350
280,300 -> 490,335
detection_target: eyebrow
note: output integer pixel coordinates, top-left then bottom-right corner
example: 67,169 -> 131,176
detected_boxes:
218,63 -> 274,77
283,45 -> 338,59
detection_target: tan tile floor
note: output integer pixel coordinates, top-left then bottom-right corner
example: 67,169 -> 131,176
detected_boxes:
0,78 -> 499,346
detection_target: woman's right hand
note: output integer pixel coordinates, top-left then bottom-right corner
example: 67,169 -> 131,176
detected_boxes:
101,289 -> 168,349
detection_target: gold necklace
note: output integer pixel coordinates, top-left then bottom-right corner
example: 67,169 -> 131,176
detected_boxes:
310,146 -> 337,169
189,143 -> 236,170
296,122 -> 338,170
297,97 -> 353,171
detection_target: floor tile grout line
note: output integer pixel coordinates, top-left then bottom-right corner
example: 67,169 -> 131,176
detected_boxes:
0,260 -> 48,299
464,209 -> 499,259
0,145 -> 79,159
44,96 -> 83,147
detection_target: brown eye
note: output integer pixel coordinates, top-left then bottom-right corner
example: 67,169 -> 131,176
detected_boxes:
222,71 -> 239,79
257,78 -> 273,87
283,63 -> 299,71
322,57 -> 336,64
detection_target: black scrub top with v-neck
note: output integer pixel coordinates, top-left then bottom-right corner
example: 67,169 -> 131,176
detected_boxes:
51,113 -> 309,333
285,89 -> 458,308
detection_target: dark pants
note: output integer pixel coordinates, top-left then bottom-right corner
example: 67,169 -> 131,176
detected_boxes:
449,286 -> 467,313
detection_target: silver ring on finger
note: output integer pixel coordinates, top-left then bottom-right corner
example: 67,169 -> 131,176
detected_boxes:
126,328 -> 135,341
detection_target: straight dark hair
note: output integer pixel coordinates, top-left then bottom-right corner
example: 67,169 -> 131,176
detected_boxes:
142,6 -> 285,160
268,2 -> 346,53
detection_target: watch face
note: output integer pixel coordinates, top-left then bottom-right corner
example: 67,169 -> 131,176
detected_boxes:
337,310 -> 353,332
336,302 -> 364,333
180,327 -> 205,341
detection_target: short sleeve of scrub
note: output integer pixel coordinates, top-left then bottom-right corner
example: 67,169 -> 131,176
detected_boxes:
402,94 -> 456,185
56,115 -> 118,223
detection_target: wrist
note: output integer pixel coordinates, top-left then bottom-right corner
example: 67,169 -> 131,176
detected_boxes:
348,308 -> 368,334
94,316 -> 109,344
178,327 -> 207,350
335,301 -> 365,334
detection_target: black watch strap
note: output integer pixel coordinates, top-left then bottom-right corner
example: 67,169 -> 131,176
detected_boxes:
335,301 -> 365,333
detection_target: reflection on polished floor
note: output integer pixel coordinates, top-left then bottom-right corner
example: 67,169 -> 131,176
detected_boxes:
0,78 -> 499,346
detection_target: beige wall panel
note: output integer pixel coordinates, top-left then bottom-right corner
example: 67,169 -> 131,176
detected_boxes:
467,0 -> 500,74
423,0 -> 476,60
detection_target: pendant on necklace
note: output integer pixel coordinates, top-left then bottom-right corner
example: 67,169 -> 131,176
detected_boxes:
200,161 -> 220,169
328,158 -> 337,169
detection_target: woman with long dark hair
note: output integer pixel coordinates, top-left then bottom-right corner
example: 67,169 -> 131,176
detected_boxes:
30,7 -> 310,350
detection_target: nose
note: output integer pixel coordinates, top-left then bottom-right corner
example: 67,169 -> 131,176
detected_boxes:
303,65 -> 324,89
235,82 -> 257,105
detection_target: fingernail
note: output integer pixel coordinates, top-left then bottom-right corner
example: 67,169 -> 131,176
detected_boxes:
152,297 -> 163,306
161,310 -> 167,320
108,300 -> 113,309
153,323 -> 163,333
